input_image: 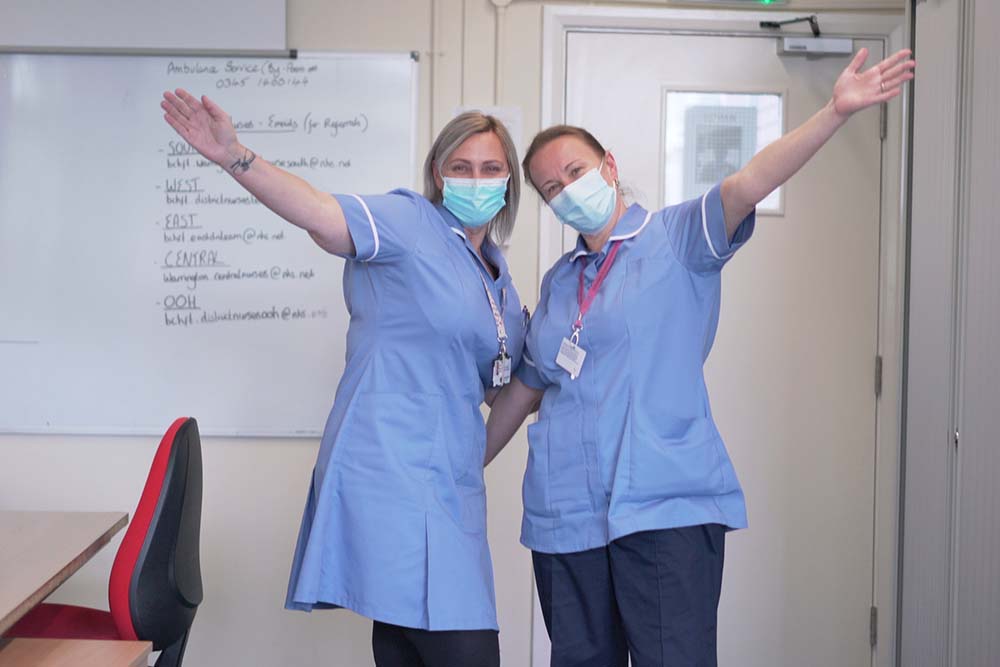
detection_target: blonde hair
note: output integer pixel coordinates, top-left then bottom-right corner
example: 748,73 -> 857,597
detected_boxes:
423,112 -> 521,245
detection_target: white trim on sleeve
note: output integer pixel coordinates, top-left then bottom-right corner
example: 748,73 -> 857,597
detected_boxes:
701,190 -> 734,261
349,194 -> 380,261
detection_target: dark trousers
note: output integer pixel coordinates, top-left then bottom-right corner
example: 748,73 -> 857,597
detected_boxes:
533,524 -> 726,667
371,620 -> 500,667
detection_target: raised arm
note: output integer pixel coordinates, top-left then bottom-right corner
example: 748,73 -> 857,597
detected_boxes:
161,89 -> 354,255
720,47 -> 915,237
485,377 -> 543,466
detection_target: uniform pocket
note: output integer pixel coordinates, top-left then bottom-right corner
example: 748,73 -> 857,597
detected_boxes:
333,392 -> 443,481
450,406 -> 486,487
456,484 -> 488,534
524,410 -> 591,517
432,414 -> 489,535
522,419 -> 551,517
629,413 -> 725,500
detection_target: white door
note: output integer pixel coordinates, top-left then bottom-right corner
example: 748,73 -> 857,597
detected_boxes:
534,29 -> 886,667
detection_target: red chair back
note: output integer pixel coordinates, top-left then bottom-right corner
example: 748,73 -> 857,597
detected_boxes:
108,416 -> 203,652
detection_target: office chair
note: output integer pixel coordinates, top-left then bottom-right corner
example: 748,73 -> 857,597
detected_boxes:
8,417 -> 204,667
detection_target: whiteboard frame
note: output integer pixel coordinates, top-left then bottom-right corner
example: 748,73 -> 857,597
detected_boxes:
0,49 -> 421,438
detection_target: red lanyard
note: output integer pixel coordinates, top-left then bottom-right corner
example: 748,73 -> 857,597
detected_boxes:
573,240 -> 623,337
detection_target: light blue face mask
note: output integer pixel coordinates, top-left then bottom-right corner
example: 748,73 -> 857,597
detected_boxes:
442,176 -> 509,228
548,158 -> 617,234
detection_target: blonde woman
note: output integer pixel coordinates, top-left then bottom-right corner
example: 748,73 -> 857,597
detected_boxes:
162,91 -> 526,666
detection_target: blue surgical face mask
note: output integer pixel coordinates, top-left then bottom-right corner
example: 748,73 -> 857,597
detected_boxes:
548,158 -> 616,234
442,176 -> 509,228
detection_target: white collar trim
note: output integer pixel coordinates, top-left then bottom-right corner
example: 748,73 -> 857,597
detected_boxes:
569,210 -> 653,261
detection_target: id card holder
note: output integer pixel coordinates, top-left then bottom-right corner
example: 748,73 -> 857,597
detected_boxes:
556,337 -> 586,380
492,353 -> 512,387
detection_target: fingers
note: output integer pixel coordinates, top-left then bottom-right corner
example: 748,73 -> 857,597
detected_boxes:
877,48 -> 913,74
163,112 -> 193,140
173,88 -> 205,116
881,70 -> 915,93
847,47 -> 869,74
200,95 -> 229,122
875,52 -> 915,97
163,90 -> 197,119
875,87 -> 903,105
161,98 -> 193,134
162,89 -> 231,130
881,58 -> 916,83
161,90 -> 193,122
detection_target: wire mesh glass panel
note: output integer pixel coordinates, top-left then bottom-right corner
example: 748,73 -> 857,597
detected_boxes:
663,90 -> 784,214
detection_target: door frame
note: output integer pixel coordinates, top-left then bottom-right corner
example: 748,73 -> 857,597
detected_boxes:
534,6 -> 909,667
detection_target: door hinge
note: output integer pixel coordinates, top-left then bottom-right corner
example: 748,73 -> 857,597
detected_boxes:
874,355 -> 883,398
870,606 -> 878,647
880,103 -> 888,141
954,430 -> 960,449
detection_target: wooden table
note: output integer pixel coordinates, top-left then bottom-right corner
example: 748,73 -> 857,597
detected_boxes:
0,511 -> 128,636
0,637 -> 151,667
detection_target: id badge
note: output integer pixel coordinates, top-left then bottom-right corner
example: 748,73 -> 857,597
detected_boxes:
556,337 -> 587,380
492,353 -> 512,387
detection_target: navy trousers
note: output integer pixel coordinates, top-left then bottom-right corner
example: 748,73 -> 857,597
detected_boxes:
533,524 -> 726,667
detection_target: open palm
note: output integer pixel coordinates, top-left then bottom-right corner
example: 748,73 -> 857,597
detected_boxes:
833,48 -> 916,118
161,89 -> 240,165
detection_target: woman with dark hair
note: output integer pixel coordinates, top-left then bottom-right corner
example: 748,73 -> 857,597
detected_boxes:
161,90 -> 525,667
485,47 -> 915,667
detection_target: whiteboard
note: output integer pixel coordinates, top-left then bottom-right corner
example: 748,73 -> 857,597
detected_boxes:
0,51 -> 418,436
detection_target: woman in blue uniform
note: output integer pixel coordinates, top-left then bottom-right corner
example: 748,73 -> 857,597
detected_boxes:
161,90 -> 526,666
485,48 -> 915,666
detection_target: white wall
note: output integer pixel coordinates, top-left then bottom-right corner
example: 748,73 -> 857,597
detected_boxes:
0,0 -> 286,50
0,1 -> 906,666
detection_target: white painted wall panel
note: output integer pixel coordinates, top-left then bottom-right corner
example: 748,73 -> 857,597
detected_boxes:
0,0 -> 286,51
955,1 -> 1000,665
899,0 -> 961,664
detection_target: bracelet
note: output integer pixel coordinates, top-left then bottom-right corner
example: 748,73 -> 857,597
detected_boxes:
229,148 -> 257,174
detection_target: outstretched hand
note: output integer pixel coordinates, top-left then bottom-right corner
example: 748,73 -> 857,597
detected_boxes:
832,48 -> 915,119
161,89 -> 241,166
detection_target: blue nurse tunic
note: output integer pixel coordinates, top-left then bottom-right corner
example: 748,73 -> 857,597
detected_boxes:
516,183 -> 755,555
285,189 -> 525,631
